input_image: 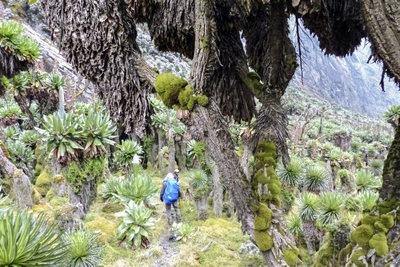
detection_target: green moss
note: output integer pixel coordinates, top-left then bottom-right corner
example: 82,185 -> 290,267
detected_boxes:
338,244 -> 352,266
268,180 -> 281,195
49,196 -> 67,208
351,250 -> 366,267
196,95 -> 209,106
256,141 -> 277,158
350,225 -> 374,250
283,249 -> 299,267
377,199 -> 400,215
155,73 -> 188,108
246,72 -> 262,98
312,242 -> 333,266
255,204 -> 272,230
369,232 -> 388,256
258,174 -> 269,185
187,97 -> 196,111
35,166 -> 52,197
178,85 -> 193,108
102,203 -> 124,213
380,214 -> 395,229
200,37 -> 209,49
254,216 -> 268,231
254,230 -> 273,251
360,215 -> 379,226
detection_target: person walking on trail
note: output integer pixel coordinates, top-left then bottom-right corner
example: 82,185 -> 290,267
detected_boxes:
173,169 -> 180,183
160,173 -> 181,225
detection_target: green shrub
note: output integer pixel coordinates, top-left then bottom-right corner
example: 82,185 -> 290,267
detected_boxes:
115,201 -> 156,249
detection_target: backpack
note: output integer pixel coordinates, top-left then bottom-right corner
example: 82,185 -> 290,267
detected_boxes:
163,179 -> 180,204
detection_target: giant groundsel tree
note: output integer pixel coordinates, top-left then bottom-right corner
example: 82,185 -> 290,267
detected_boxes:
39,0 -> 400,265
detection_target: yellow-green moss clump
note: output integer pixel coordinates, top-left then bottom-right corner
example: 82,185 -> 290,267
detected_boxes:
350,224 -> 374,250
283,248 -> 300,267
254,230 -> 273,251
377,199 -> 400,215
312,242 -> 333,266
155,73 -> 188,108
156,73 -> 209,111
369,233 -> 388,256
351,250 -> 366,267
255,203 -> 272,231
360,215 -> 379,226
338,244 -> 352,266
374,214 -> 394,233
35,166 -> 52,197
246,71 -> 262,98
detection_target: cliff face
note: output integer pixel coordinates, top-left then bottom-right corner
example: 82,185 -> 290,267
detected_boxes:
288,18 -> 399,118
1,1 -> 398,118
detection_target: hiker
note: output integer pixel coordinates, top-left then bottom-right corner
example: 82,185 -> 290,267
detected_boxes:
160,173 -> 182,225
173,169 -> 180,183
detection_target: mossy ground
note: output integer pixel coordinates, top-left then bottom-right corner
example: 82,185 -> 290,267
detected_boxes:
80,171 -> 265,267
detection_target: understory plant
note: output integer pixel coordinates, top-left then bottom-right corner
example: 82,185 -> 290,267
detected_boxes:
112,173 -> 158,208
0,209 -> 67,266
62,227 -> 104,267
115,201 -> 156,249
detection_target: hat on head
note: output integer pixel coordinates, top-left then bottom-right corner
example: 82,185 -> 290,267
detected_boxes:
174,169 -> 179,173
166,173 -> 174,179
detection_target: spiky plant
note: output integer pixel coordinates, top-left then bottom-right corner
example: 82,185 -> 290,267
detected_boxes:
326,147 -> 342,162
113,174 -> 158,208
359,190 -> 379,212
298,192 -> 319,221
62,227 -> 104,267
19,130 -> 39,146
0,209 -> 67,266
304,165 -> 328,192
0,102 -> 22,124
0,20 -> 40,62
80,108 -> 116,158
5,140 -> 35,176
345,195 -> 362,212
43,72 -> 65,92
115,201 -> 156,249
286,215 -> 302,235
317,192 -> 345,226
188,169 -> 211,198
37,111 -> 83,164
369,159 -> 384,176
113,139 -> 144,172
277,157 -> 303,187
170,222 -> 193,243
355,169 -> 381,192
2,126 -> 19,142
101,176 -> 122,201
383,105 -> 400,127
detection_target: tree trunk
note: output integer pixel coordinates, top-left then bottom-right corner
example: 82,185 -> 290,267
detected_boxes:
302,219 -> 318,255
195,195 -> 208,220
167,136 -> 176,173
380,120 -> 400,200
157,131 -> 166,172
359,0 -> 400,85
188,103 -> 296,265
174,141 -> 186,172
0,144 -> 33,208
211,164 -> 223,217
68,179 -> 97,219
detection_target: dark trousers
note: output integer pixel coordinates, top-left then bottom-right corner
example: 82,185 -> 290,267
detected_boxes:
166,201 -> 181,225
